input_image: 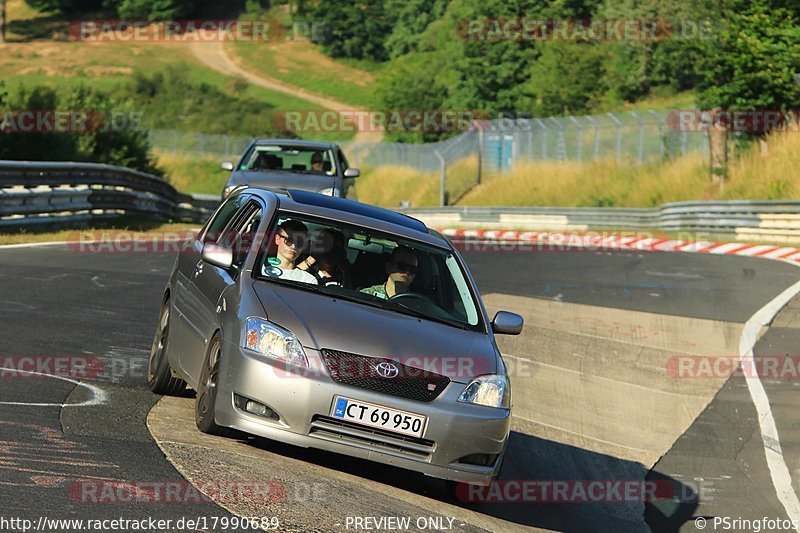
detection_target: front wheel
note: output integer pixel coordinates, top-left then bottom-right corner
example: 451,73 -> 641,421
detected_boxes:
147,300 -> 187,396
195,335 -> 228,435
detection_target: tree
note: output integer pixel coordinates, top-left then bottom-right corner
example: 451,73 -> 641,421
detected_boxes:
307,0 -> 394,61
116,0 -> 194,20
0,82 -> 161,174
1,0 -> 7,42
383,0 -> 448,58
23,0 -> 105,13
374,52 -> 451,142
697,1 -> 800,183
527,42 -> 606,116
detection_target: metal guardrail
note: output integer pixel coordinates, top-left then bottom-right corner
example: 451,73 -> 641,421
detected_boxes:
402,202 -> 800,242
3,160 -> 800,243
0,161 -> 220,229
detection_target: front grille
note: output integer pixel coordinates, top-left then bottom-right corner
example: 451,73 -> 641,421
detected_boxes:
320,349 -> 450,402
310,415 -> 436,460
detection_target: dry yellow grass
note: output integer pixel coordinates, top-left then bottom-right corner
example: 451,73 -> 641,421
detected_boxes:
721,133 -> 800,200
357,156 -> 479,207
357,166 -> 440,207
356,132 -> 800,208
155,151 -> 228,196
460,154 -> 710,207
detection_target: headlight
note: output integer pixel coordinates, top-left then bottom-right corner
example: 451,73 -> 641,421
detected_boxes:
244,317 -> 308,367
316,187 -> 337,197
223,185 -> 238,198
458,374 -> 511,409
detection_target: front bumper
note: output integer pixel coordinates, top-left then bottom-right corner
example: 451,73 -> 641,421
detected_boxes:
215,341 -> 511,482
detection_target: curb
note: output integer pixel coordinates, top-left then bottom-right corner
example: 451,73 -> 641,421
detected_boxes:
440,228 -> 800,263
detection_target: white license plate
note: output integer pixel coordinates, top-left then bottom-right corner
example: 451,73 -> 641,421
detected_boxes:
331,396 -> 427,438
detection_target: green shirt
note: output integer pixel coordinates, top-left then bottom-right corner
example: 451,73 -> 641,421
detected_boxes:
360,283 -> 388,299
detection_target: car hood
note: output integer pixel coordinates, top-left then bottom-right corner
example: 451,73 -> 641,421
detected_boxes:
228,170 -> 334,192
252,281 -> 497,382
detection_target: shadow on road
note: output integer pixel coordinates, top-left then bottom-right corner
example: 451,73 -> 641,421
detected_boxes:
239,429 -> 697,532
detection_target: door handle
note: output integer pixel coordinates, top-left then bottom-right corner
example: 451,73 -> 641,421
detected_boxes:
194,260 -> 204,278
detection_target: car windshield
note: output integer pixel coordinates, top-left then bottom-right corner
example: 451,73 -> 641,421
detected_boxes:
255,214 -> 482,330
239,144 -> 336,175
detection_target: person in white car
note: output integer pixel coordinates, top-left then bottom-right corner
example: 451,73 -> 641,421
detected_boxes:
263,220 -> 318,285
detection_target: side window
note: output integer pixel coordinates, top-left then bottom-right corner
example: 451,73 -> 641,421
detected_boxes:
230,205 -> 263,268
202,194 -> 250,244
338,149 -> 350,170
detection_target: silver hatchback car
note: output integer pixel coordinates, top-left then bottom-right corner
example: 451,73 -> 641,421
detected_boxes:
148,187 -> 523,482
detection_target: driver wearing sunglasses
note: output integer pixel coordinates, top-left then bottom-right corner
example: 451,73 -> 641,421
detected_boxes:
359,246 -> 418,300
262,220 -> 318,285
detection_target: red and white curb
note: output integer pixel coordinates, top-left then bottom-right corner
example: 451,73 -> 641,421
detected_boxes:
440,228 -> 800,263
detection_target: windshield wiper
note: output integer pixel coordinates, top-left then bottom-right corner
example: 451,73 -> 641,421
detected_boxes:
379,298 -> 470,330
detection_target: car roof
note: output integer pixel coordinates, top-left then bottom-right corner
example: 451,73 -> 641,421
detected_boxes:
250,139 -> 339,150
247,188 -> 449,248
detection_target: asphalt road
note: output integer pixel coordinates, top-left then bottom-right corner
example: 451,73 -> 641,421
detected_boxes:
2,243 -> 800,532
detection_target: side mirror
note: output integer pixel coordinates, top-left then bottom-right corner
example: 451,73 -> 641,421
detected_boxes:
221,161 -> 234,171
491,311 -> 523,335
344,168 -> 360,178
201,242 -> 233,270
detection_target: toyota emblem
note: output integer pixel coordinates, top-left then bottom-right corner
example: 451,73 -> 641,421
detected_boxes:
375,362 -> 399,379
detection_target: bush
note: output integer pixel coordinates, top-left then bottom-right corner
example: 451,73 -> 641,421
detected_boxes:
0,81 -> 162,175
112,64 -> 292,137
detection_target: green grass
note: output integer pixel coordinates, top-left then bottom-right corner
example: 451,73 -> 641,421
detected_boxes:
0,0 -> 354,141
0,42 -> 354,142
597,90 -> 697,114
227,39 -> 381,109
156,151 -> 229,195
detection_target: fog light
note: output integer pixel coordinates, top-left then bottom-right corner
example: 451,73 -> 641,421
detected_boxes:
246,400 -> 268,416
234,394 -> 278,420
457,453 -> 497,467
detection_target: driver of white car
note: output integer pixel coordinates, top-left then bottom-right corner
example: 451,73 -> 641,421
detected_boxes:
359,246 -> 418,299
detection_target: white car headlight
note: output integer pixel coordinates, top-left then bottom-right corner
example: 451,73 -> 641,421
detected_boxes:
316,187 -> 337,197
244,317 -> 308,367
458,374 -> 511,409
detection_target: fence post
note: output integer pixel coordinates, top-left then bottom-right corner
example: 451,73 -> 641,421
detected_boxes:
568,116 -> 582,162
586,115 -> 600,160
607,112 -> 622,162
630,111 -> 644,163
476,128 -> 483,185
549,117 -> 566,161
649,110 -> 666,160
434,150 -> 446,207
534,119 -> 548,159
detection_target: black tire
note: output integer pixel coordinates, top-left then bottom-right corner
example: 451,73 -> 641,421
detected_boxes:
195,335 -> 229,436
147,300 -> 187,396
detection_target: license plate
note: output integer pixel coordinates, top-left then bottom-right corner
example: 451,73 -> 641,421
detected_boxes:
331,396 -> 427,438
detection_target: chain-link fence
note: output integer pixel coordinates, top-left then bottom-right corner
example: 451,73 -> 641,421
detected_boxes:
344,110 -> 709,172
148,110 -> 710,205
148,129 -> 254,159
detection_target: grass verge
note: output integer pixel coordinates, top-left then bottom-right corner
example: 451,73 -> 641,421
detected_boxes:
156,151 -> 229,196
0,223 -> 199,245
